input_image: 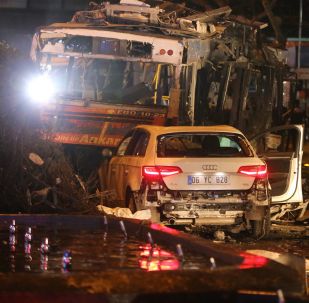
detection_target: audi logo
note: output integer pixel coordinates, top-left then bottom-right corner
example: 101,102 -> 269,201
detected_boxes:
202,165 -> 218,171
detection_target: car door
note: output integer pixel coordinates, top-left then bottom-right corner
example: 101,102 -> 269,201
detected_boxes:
108,129 -> 150,203
107,132 -> 133,204
250,125 -> 304,205
122,129 -> 150,199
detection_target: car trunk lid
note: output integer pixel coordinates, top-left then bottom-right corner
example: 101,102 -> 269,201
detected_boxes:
153,157 -> 265,191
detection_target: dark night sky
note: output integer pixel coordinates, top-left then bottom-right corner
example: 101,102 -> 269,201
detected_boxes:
0,0 -> 308,52
186,0 -> 309,38
224,0 -> 309,38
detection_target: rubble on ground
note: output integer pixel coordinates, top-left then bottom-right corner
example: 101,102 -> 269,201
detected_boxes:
0,41 -> 98,213
97,205 -> 152,220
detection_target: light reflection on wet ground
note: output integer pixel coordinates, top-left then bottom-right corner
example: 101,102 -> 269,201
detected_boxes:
0,226 -> 213,273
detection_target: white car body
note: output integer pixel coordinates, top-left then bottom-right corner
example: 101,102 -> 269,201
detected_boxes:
250,124 -> 305,221
107,124 -> 304,236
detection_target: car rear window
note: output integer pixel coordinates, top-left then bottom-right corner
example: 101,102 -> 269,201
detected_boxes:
157,133 -> 253,158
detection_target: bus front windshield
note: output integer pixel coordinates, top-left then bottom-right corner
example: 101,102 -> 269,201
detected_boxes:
41,55 -> 172,106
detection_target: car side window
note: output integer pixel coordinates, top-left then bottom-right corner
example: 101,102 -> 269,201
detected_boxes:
133,131 -> 149,156
116,136 -> 132,156
125,130 -> 149,156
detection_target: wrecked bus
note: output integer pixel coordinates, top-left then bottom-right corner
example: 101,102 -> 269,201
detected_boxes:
29,1 -> 219,148
29,1 -> 289,145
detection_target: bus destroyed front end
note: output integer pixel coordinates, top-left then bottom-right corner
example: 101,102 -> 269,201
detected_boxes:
27,1 -> 231,148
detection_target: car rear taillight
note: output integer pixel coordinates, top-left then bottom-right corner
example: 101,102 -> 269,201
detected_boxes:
142,166 -> 182,180
238,165 -> 267,178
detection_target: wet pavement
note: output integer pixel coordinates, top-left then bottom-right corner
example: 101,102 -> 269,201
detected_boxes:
0,215 -> 307,302
192,223 -> 309,294
0,225 -> 216,274
212,227 -> 309,259
192,222 -> 308,264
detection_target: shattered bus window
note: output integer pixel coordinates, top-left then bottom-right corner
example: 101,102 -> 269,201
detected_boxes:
43,56 -> 172,105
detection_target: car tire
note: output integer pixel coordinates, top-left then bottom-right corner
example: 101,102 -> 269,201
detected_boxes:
251,208 -> 270,239
126,190 -> 137,214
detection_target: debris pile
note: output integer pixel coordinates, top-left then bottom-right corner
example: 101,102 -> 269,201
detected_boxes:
0,41 -> 93,213
70,0 -> 231,36
97,205 -> 152,220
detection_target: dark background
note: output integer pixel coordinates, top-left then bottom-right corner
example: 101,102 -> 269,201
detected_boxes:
0,0 -> 308,53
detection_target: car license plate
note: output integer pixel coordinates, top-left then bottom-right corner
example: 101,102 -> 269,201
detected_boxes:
188,175 -> 230,185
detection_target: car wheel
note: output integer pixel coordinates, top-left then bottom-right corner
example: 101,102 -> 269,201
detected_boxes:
251,209 -> 270,239
126,190 -> 137,214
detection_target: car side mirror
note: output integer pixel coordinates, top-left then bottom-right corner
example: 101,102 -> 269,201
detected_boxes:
102,148 -> 113,158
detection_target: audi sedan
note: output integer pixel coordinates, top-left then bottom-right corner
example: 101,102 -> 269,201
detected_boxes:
106,125 -> 279,238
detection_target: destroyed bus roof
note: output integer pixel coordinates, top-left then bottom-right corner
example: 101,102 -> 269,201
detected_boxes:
37,22 -> 212,65
39,22 -> 214,40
